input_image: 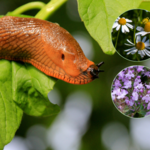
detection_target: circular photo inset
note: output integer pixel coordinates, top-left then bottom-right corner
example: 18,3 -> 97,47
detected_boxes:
111,65 -> 150,118
112,9 -> 150,61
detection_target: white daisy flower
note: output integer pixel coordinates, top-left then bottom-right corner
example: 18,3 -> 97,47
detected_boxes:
124,35 -> 150,58
136,20 -> 150,36
112,17 -> 133,33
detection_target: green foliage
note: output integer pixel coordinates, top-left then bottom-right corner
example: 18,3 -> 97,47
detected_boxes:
0,60 -> 59,149
139,1 -> 150,11
12,62 -> 59,117
77,0 -> 143,55
0,60 -> 23,149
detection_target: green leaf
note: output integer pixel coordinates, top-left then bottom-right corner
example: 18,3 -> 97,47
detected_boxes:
0,60 -> 59,149
0,60 -> 23,149
12,62 -> 60,117
77,0 -> 143,55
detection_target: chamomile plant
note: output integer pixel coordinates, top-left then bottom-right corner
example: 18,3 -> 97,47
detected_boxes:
112,9 -> 150,61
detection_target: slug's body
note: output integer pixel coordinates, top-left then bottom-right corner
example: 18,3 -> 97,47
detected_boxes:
0,16 -> 103,84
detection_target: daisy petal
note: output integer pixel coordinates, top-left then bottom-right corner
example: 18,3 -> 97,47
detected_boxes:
142,36 -> 147,43
136,31 -> 148,36
126,49 -> 137,55
126,19 -> 132,22
124,47 -> 136,52
113,22 -> 119,28
144,49 -> 150,56
130,49 -> 138,54
127,39 -> 134,45
136,35 -> 141,43
136,26 -> 144,31
115,17 -> 120,21
138,51 -> 144,58
145,39 -> 150,47
116,24 -> 121,31
146,47 -> 150,49
126,23 -> 133,29
141,50 -> 146,56
125,43 -> 135,46
123,25 -> 129,33
122,25 -> 125,33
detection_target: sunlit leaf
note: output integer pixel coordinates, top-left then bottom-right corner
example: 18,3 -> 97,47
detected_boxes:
0,60 -> 23,149
12,62 -> 59,117
139,1 -> 150,11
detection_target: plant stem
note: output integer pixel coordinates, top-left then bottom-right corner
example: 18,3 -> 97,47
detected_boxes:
8,2 -> 45,15
35,0 -> 68,20
115,28 -> 120,49
133,24 -> 137,44
140,9 -> 142,22
136,53 -> 140,61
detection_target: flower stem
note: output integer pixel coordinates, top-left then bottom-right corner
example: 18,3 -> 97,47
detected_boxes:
115,28 -> 120,49
35,0 -> 68,20
136,52 -> 140,61
140,9 -> 143,22
133,24 -> 137,44
7,2 -> 45,15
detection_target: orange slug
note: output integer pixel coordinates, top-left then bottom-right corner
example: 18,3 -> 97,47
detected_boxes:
0,16 -> 103,84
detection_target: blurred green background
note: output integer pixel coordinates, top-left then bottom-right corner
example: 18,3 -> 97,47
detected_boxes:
1,0 -> 150,150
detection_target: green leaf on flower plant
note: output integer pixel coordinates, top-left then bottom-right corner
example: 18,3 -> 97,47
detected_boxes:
77,0 -> 143,55
12,62 -> 60,117
0,60 -> 23,149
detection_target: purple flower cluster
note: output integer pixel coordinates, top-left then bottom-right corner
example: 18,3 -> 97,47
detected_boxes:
111,66 -> 150,117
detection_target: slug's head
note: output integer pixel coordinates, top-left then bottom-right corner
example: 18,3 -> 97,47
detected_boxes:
86,62 -> 104,79
77,61 -> 104,84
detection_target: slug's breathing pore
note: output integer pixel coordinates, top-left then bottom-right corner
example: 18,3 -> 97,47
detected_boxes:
0,16 -> 104,84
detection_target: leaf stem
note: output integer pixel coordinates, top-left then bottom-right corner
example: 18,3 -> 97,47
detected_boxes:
35,0 -> 68,20
7,2 -> 45,15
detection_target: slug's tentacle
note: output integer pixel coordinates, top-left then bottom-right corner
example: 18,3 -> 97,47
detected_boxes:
87,62 -> 104,79
0,16 -> 103,84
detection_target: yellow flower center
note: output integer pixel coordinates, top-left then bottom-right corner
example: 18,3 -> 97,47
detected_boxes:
144,22 -> 150,32
142,18 -> 149,24
136,42 -> 145,50
118,18 -> 126,25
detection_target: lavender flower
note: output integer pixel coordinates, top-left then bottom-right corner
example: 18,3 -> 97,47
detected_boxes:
117,89 -> 128,99
123,79 -> 132,89
137,66 -> 144,72
142,94 -> 150,103
114,79 -> 122,87
125,69 -> 135,79
111,65 -> 150,118
147,102 -> 150,110
132,91 -> 139,101
145,85 -> 150,89
118,71 -> 125,80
